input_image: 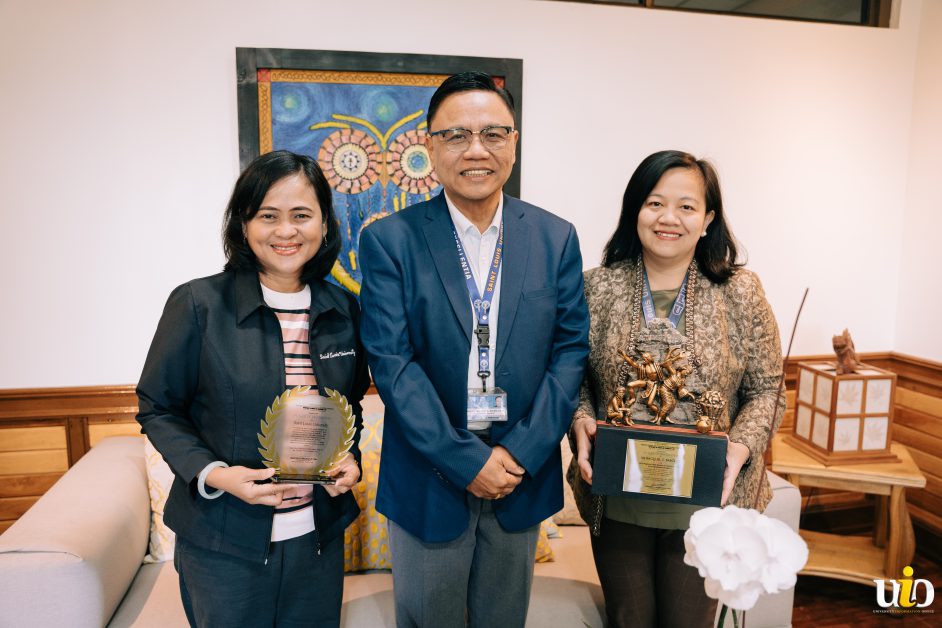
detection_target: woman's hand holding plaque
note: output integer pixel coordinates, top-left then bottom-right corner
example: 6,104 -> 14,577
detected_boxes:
205,466 -> 299,506
323,453 -> 361,496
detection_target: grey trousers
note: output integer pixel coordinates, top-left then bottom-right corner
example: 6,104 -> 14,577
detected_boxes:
388,496 -> 540,628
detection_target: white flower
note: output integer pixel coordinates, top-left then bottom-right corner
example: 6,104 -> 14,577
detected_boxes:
705,575 -> 765,610
754,516 -> 809,594
684,505 -> 808,612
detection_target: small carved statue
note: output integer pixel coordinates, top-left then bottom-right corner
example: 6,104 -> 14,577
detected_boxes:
606,386 -> 633,426
618,347 -> 696,425
614,345 -> 729,433
832,328 -> 863,375
619,349 -> 659,382
657,362 -> 697,425
639,348 -> 686,424
618,349 -> 659,411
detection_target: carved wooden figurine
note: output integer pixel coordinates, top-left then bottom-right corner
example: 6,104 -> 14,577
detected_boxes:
618,349 -> 659,411
832,328 -> 863,375
656,361 -> 696,424
618,347 -> 697,425
607,386 -> 633,426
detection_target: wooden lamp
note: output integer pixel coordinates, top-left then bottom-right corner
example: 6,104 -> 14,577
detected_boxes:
789,330 -> 898,465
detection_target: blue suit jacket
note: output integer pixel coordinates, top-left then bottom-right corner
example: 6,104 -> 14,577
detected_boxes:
359,193 -> 589,542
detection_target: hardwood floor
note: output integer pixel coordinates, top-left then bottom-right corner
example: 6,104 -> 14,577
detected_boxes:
791,545 -> 941,627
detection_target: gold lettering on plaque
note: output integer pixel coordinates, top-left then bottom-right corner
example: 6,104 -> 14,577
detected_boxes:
622,439 -> 697,498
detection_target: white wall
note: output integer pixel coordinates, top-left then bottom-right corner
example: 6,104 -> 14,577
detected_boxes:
0,0 -> 933,388
895,0 -> 942,360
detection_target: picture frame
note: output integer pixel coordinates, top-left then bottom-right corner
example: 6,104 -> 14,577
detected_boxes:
235,48 -> 523,296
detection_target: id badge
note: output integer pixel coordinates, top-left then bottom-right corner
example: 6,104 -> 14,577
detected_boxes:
467,387 -> 509,423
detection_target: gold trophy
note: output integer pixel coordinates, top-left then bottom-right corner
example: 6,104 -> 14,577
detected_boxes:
257,386 -> 355,484
594,343 -> 728,506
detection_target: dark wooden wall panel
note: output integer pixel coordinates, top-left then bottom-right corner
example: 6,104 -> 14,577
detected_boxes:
0,385 -> 138,534
0,357 -> 938,551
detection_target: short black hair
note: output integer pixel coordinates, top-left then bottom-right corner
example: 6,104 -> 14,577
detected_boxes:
602,150 -> 742,284
427,71 -> 515,130
222,150 -> 340,283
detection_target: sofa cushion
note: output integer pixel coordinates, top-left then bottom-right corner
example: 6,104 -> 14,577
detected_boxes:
0,437 -> 151,628
107,562 -> 187,628
340,575 -> 605,628
735,471 -> 800,628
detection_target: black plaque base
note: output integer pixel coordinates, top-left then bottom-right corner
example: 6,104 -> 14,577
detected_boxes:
272,473 -> 336,485
592,422 -> 727,507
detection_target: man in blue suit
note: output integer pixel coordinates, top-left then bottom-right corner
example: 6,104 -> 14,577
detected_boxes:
359,72 -> 590,628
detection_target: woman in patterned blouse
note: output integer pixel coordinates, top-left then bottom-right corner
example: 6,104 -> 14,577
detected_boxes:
568,150 -> 784,628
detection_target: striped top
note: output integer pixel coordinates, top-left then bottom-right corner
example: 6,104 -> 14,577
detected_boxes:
261,283 -> 316,542
264,287 -> 317,387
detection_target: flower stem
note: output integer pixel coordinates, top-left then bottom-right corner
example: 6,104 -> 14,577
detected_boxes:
718,604 -> 728,627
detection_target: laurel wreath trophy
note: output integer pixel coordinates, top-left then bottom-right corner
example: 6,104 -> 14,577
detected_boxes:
257,385 -> 356,484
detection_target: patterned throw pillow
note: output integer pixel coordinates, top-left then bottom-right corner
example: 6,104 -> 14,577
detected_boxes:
143,437 -> 175,562
344,449 -> 390,571
343,394 -> 391,571
535,521 -> 557,562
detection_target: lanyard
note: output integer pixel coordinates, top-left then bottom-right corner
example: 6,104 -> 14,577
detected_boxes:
452,221 -> 503,391
641,265 -> 688,329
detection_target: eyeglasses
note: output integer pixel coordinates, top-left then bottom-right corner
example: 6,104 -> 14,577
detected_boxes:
428,126 -> 515,152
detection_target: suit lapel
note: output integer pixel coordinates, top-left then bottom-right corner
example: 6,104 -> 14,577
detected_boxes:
422,195 -> 473,344
496,196 -> 529,367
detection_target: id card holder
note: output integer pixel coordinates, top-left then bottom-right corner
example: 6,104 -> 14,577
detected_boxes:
467,387 -> 509,423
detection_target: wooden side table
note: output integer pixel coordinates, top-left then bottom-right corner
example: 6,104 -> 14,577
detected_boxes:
770,434 -> 926,586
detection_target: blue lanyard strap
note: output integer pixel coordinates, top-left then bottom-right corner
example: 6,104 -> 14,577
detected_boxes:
452,220 -> 504,391
641,266 -> 688,329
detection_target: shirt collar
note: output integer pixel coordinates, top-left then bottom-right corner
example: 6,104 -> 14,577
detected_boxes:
234,269 -> 346,325
444,192 -> 503,237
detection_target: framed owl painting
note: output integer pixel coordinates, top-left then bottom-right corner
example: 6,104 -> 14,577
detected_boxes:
236,48 -> 523,297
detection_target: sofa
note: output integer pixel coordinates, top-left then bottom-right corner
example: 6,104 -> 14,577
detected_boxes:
0,410 -> 801,627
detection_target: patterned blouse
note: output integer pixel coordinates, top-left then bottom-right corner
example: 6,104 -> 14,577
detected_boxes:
567,259 -> 786,530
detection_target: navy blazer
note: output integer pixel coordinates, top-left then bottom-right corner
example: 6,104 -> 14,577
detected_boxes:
359,193 -> 589,542
136,270 -> 369,562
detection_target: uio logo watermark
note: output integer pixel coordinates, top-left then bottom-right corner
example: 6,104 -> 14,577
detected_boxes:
874,566 -> 935,612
